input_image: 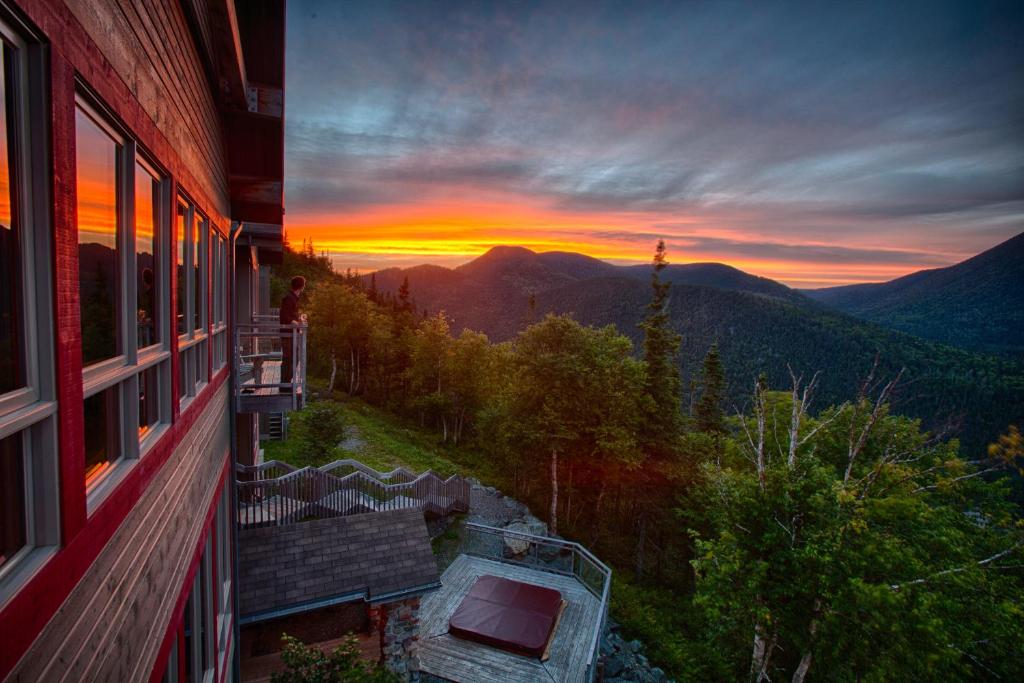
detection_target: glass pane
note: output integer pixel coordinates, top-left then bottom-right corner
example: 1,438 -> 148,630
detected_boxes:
0,431 -> 27,569
219,236 -> 227,324
76,107 -> 120,366
139,363 -> 160,437
0,44 -> 25,395
135,163 -> 158,349
176,202 -> 187,335
194,217 -> 205,332
200,544 -> 214,675
184,588 -> 194,683
196,341 -> 207,390
178,347 -> 188,401
83,385 -> 121,486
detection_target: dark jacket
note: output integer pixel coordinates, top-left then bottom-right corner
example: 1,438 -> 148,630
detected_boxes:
280,290 -> 301,327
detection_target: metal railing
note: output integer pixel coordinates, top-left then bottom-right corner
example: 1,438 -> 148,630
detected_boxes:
235,459 -> 470,527
462,522 -> 612,682
235,320 -> 308,410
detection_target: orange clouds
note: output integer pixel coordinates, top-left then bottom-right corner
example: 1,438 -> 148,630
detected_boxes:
283,192 -> 958,288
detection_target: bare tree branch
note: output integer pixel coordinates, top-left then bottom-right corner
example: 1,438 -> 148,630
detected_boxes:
891,542 -> 1023,591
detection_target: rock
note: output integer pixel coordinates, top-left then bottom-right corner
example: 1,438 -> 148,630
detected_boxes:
627,639 -> 643,654
502,521 -> 535,556
520,514 -> 548,536
604,654 -> 626,678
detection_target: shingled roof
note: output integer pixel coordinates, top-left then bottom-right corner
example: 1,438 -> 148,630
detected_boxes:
237,508 -> 441,623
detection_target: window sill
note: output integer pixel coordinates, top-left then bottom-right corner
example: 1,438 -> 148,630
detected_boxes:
0,544 -> 58,611
86,457 -> 139,517
139,422 -> 170,457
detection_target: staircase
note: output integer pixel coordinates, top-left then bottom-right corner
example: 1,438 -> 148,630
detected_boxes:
265,413 -> 285,440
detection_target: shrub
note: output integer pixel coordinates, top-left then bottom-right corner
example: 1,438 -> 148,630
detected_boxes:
270,634 -> 400,683
290,401 -> 348,463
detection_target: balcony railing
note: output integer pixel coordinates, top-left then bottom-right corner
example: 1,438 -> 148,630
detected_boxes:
460,522 -> 612,682
235,459 -> 471,527
235,320 -> 307,413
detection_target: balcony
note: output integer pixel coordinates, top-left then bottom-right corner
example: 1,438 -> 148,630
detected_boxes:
418,523 -> 611,683
235,317 -> 307,413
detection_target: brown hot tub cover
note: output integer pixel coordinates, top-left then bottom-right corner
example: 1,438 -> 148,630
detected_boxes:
448,575 -> 563,657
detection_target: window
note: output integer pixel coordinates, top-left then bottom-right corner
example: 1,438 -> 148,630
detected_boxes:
176,198 -> 210,406
75,107 -> 121,367
0,11 -> 59,604
214,483 -> 233,661
182,537 -> 216,683
211,232 -> 227,370
75,93 -> 171,506
135,161 -> 160,349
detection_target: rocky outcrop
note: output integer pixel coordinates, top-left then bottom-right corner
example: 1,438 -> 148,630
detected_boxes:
601,622 -> 672,682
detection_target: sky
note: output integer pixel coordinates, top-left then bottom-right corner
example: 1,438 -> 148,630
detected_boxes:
284,0 -> 1024,288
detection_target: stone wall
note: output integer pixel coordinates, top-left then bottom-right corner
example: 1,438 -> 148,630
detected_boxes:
370,596 -> 423,681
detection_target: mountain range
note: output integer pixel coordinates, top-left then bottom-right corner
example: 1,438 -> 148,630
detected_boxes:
802,232 -> 1024,357
365,235 -> 1024,452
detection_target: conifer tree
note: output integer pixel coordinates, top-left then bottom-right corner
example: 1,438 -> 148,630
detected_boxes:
696,342 -> 726,434
638,240 -> 683,450
397,276 -> 413,312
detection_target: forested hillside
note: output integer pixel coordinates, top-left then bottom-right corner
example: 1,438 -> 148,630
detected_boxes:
805,231 -> 1024,357
273,240 -> 1024,681
365,245 -> 1023,452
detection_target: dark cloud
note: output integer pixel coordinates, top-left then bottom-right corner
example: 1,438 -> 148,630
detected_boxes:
284,0 -> 1024,265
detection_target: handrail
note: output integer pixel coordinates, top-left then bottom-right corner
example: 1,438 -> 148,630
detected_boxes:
234,320 -> 308,409
235,459 -> 470,528
461,522 -> 611,681
237,458 -> 424,483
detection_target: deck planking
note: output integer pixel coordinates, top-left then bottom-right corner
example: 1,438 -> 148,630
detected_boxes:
418,555 -> 602,683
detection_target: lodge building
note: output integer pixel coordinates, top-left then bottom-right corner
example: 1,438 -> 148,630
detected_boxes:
0,0 -> 286,680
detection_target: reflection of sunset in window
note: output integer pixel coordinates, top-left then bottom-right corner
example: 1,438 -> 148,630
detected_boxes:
75,104 -> 121,366
0,41 -> 24,395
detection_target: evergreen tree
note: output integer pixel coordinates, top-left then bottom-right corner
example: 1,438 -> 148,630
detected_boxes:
695,342 -> 726,433
397,276 -> 413,312
638,240 -> 683,450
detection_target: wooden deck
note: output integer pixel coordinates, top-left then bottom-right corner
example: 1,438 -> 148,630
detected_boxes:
238,360 -> 301,412
418,555 -> 602,683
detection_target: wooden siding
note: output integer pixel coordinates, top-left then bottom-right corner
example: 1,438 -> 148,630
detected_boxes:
7,384 -> 231,682
64,0 -> 230,218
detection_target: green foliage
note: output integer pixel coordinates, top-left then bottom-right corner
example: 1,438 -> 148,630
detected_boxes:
638,240 -> 684,453
683,393 -> 1024,681
695,342 -> 726,434
270,634 -> 400,683
289,401 -> 348,464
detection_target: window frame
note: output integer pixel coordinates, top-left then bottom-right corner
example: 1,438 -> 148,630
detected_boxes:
0,8 -> 60,609
74,89 -> 172,512
176,196 -> 212,408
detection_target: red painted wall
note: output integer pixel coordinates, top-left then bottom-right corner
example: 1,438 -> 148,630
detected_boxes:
0,0 -> 237,678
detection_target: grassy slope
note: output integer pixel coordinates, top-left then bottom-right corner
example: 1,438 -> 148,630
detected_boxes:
264,396 -> 695,679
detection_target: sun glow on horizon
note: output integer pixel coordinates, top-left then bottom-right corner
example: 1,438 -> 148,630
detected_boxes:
283,195 -> 968,288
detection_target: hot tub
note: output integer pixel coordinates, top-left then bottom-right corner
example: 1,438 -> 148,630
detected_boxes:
448,575 -> 564,658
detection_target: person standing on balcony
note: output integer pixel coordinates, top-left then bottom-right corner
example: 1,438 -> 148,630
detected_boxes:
279,276 -> 306,391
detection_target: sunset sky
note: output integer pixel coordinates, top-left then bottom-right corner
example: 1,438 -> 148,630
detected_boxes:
284,0 -> 1024,288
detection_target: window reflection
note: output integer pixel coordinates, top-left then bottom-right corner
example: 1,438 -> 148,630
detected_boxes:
194,215 -> 204,331
0,43 -> 24,394
136,163 -> 158,349
0,431 -> 26,569
76,107 -> 120,366
176,202 -> 187,336
84,385 -> 121,485
139,364 -> 160,437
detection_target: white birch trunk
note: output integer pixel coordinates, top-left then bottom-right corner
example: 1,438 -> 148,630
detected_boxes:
549,448 -> 559,536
